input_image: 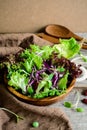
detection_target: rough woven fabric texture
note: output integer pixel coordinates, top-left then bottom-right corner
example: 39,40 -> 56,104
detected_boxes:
0,33 -> 53,57
0,33 -> 72,130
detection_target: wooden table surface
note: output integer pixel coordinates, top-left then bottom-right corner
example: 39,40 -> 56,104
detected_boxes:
50,33 -> 87,130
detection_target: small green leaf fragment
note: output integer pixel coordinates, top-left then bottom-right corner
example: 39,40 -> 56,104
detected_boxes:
30,44 -> 40,53
58,71 -> 69,90
41,45 -> 53,60
64,102 -> 72,108
33,54 -> 43,69
27,86 -> 34,95
57,67 -> 65,72
76,107 -> 84,112
32,121 -> 39,128
78,51 -> 87,62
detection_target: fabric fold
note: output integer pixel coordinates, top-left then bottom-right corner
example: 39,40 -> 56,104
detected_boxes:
0,85 -> 72,130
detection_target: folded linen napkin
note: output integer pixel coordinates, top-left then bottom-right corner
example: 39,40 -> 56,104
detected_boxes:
0,33 -> 72,130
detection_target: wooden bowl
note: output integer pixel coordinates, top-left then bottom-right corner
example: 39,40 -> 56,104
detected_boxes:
6,78 -> 76,106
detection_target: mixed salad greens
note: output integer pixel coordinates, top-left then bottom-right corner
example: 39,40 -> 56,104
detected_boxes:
0,38 -> 82,99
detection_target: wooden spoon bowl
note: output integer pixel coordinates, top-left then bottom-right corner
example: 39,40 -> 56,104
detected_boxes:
45,24 -> 83,40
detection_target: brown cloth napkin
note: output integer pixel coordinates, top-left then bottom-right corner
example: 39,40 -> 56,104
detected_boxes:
0,33 -> 53,57
0,84 -> 72,130
0,33 -> 72,130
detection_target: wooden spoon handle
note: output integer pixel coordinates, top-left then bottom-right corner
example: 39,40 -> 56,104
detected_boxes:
68,31 -> 83,41
79,38 -> 87,49
36,33 -> 59,43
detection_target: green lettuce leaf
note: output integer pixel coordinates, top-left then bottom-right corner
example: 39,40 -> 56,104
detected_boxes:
33,54 -> 43,69
30,44 -> 41,53
22,59 -> 33,73
58,71 -> 69,90
8,71 -> 28,93
36,73 -> 53,94
41,45 -> 53,60
20,49 -> 31,59
53,37 -> 81,59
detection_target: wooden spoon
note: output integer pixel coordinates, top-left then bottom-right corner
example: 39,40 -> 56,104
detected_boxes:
36,33 -> 59,43
45,24 -> 83,41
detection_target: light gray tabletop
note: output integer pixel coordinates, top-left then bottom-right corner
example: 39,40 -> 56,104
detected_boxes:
50,88 -> 87,130
50,33 -> 87,130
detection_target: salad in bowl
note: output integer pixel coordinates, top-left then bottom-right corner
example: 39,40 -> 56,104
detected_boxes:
0,38 -> 85,105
